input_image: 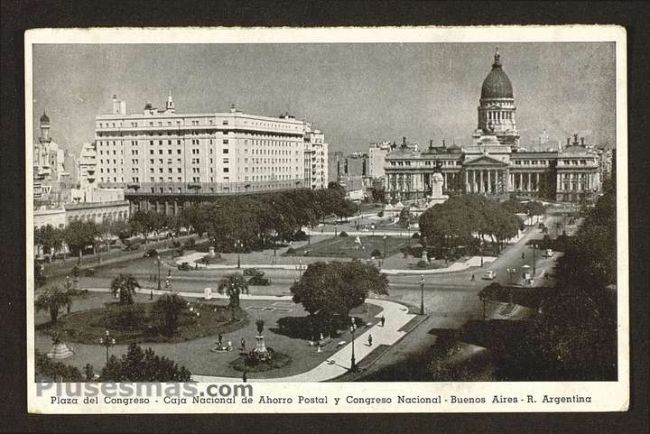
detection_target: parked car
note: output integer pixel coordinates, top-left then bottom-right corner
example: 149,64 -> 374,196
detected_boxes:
123,243 -> 141,251
243,268 -> 264,277
481,271 -> 496,280
144,248 -> 159,258
84,268 -> 96,277
177,262 -> 191,271
248,275 -> 271,286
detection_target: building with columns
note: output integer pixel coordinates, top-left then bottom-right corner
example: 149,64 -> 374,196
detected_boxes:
384,50 -> 602,203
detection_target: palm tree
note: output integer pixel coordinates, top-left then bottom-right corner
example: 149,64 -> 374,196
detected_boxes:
35,286 -> 71,324
217,273 -> 249,318
153,293 -> 187,336
110,274 -> 141,305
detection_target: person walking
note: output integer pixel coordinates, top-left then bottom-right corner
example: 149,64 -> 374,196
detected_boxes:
368,334 -> 373,346
240,337 -> 246,351
380,315 -> 386,327
242,370 -> 247,383
471,274 -> 475,281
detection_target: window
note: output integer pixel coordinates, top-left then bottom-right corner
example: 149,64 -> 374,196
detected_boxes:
223,167 -> 229,173
223,148 -> 229,154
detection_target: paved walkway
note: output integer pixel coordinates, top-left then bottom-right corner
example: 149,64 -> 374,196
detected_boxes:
82,287 -> 416,383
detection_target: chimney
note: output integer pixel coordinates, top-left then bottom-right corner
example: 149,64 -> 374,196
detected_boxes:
429,139 -> 433,148
442,139 -> 446,148
567,137 -> 571,147
581,137 -> 585,146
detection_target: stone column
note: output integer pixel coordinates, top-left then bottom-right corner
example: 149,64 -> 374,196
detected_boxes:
556,173 -> 561,191
487,170 -> 492,193
479,170 -> 484,193
465,171 -> 469,193
527,173 -> 531,192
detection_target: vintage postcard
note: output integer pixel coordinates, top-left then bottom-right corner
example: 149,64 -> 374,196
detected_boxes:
26,25 -> 628,413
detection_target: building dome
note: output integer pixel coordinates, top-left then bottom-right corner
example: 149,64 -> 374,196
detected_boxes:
480,51 -> 513,99
40,112 -> 50,124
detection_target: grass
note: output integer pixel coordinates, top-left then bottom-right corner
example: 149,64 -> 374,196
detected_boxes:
38,300 -> 249,345
285,236 -> 410,259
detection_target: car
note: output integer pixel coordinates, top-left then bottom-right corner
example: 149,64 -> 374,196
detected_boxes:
481,271 -> 496,280
144,248 -> 159,258
243,268 -> 264,277
123,243 -> 141,251
248,276 -> 271,286
177,262 -> 191,271
84,268 -> 96,277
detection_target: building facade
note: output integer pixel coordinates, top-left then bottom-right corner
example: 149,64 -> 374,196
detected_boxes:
94,94 -> 328,196
384,51 -> 602,203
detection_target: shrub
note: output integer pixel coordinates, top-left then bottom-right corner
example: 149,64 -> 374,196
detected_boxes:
183,238 -> 196,248
378,211 -> 384,218
35,350 -> 83,382
412,232 -> 420,239
294,230 -> 308,241
339,231 -> 349,237
417,260 -> 429,268
286,247 -> 296,255
370,249 -> 382,258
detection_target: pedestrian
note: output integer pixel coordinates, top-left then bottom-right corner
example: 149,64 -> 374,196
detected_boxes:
521,252 -> 525,260
380,315 -> 385,327
195,263 -> 198,270
471,274 -> 475,281
150,290 -> 153,300
241,337 -> 246,351
242,370 -> 247,383
368,334 -> 373,346
218,334 -> 223,346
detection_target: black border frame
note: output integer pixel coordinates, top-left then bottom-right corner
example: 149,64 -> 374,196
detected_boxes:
1,1 -> 648,432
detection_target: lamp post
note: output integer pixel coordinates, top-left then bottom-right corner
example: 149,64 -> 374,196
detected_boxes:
383,234 -> 388,259
531,243 -> 537,277
407,223 -> 411,246
156,255 -> 161,291
235,239 -> 242,269
334,219 -> 338,238
480,240 -> 484,267
99,330 -> 116,364
350,318 -> 357,372
420,274 -> 425,315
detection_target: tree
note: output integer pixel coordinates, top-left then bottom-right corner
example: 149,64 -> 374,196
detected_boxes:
110,273 -> 141,305
129,210 -> 162,243
153,293 -> 187,336
399,207 -> 411,228
217,273 -> 249,317
290,261 -> 389,325
35,350 -> 83,381
64,221 -> 99,257
35,286 -> 71,323
100,343 -> 192,381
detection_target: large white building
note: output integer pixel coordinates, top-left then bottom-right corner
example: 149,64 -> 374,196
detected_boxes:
94,93 -> 328,198
383,50 -> 603,203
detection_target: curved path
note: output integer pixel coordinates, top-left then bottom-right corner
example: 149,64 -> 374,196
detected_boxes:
82,287 -> 417,383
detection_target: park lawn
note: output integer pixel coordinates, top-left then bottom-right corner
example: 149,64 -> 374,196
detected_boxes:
37,297 -> 249,345
286,235 -> 410,259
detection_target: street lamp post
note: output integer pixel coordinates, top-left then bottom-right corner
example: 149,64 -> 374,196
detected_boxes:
531,243 -> 537,276
156,255 -> 161,291
350,318 -> 357,372
99,330 -> 116,364
235,239 -> 242,269
383,235 -> 388,259
334,219 -> 338,238
420,274 -> 425,315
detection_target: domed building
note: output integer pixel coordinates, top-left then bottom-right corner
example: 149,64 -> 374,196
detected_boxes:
473,49 -> 520,147
382,50 -> 603,203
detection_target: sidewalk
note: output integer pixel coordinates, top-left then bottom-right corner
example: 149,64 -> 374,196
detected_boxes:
82,287 -> 417,383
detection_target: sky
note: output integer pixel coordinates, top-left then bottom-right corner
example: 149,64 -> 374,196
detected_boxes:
32,42 -> 616,156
